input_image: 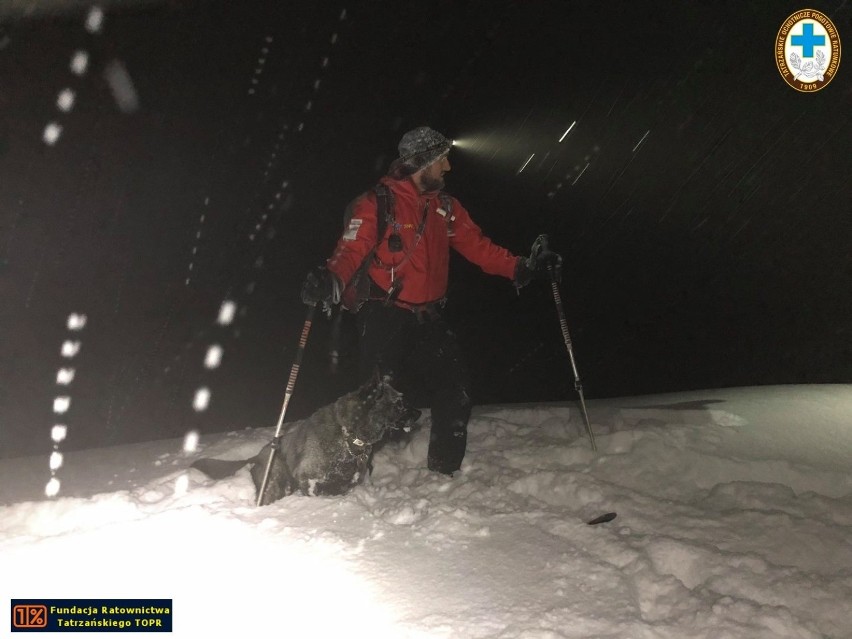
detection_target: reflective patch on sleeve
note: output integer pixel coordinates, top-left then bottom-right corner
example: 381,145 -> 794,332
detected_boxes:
343,218 -> 363,241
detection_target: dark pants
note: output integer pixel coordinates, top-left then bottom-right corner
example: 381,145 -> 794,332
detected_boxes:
356,301 -> 471,474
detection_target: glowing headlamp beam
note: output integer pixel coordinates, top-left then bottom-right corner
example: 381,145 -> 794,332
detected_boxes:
559,121 -> 576,142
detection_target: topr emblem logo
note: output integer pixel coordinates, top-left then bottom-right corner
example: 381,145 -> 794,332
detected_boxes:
776,9 -> 842,92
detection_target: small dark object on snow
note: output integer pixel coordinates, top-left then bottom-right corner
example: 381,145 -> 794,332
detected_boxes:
587,512 -> 617,525
191,375 -> 420,505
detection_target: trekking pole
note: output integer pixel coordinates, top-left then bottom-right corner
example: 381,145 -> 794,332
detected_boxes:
537,235 -> 597,451
256,302 -> 316,506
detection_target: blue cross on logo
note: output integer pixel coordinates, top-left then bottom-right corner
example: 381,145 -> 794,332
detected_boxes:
791,22 -> 825,58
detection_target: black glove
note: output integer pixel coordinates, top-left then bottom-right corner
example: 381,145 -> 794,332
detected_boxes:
514,235 -> 563,288
301,266 -> 340,307
514,257 -> 535,288
535,248 -> 563,282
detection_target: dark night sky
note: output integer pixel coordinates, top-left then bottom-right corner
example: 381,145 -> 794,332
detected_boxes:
1,0 -> 850,458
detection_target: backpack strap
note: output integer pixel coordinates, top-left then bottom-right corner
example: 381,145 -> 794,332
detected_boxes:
340,183 -> 395,312
438,192 -> 453,216
373,183 -> 393,246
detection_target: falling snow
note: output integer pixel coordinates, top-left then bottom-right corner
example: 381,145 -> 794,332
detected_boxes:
204,345 -> 224,369
42,122 -> 63,145
56,88 -> 76,112
70,50 -> 89,75
84,6 -> 105,34
192,387 -> 211,412
216,301 -> 237,326
103,59 -> 140,113
1,7 -> 849,638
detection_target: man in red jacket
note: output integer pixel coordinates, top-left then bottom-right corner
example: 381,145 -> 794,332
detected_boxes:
302,126 -> 560,475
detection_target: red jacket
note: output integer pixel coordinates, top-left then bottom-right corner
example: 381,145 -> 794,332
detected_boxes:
327,176 -> 519,306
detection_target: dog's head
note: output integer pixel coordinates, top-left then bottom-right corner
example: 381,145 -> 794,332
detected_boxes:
344,374 -> 421,445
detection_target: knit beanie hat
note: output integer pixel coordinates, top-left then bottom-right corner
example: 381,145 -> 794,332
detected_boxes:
397,126 -> 452,170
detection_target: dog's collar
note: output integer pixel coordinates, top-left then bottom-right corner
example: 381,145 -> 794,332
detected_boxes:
344,435 -> 366,458
341,429 -> 367,460
344,430 -> 366,450
334,402 -> 368,458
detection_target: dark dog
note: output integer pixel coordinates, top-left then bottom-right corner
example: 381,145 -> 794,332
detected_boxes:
191,375 -> 420,505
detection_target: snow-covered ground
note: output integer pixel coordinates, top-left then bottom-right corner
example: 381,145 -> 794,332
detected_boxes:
2,384 -> 851,638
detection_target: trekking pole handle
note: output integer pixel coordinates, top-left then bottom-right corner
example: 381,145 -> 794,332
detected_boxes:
529,234 -> 549,266
281,304 -> 315,407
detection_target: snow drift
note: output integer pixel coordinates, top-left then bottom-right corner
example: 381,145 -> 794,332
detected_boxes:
2,384 -> 851,638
